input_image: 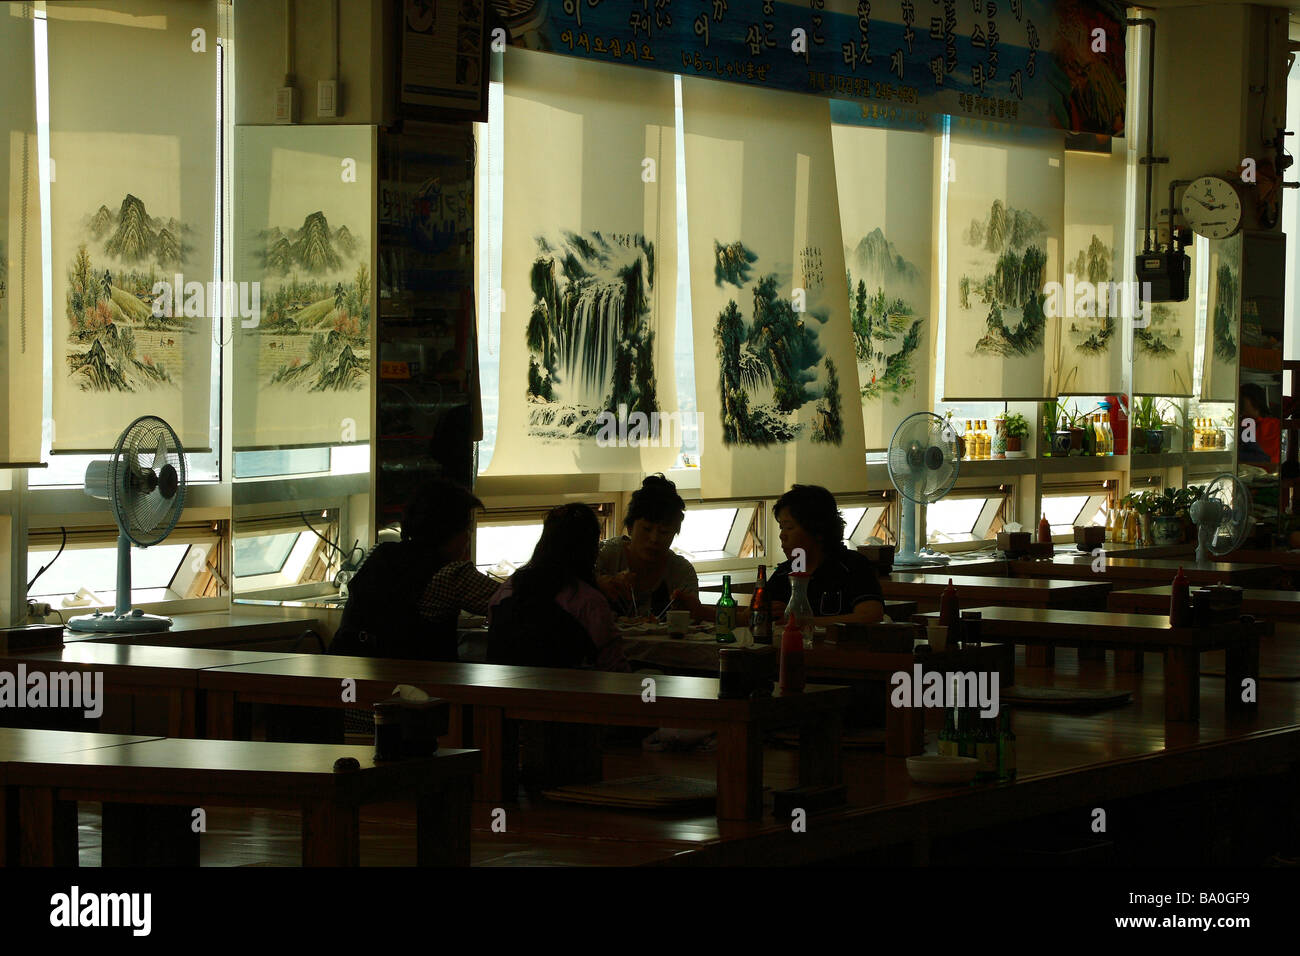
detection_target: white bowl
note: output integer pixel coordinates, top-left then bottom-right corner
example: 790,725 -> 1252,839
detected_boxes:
906,755 -> 979,784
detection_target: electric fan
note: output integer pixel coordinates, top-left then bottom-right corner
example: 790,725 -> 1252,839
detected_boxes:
887,412 -> 962,568
1188,474 -> 1251,566
67,416 -> 187,633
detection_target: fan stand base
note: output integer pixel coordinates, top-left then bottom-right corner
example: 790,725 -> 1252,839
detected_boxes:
66,610 -> 173,633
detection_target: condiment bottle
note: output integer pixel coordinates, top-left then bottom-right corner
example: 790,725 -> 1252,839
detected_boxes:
1169,566 -> 1192,627
1037,513 -> 1052,544
939,578 -> 960,628
779,616 -> 805,694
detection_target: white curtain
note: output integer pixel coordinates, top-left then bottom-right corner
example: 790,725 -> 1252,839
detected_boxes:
486,48 -> 679,476
47,0 -> 217,452
682,79 -> 867,499
1059,138 -> 1127,396
0,3 -> 43,466
232,125 -> 375,450
943,120 -> 1064,401
831,122 -> 936,451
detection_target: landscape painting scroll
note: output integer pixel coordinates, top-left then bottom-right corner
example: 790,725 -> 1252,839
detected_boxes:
486,49 -> 679,476
683,79 -> 867,499
831,122 -> 935,452
1133,255 -> 1196,398
46,0 -> 216,452
943,120 -> 1064,401
1058,139 -> 1127,396
233,126 -> 375,449
0,3 -> 44,465
1201,234 -> 1241,403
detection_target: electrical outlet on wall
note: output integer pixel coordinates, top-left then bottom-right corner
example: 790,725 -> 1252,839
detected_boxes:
275,86 -> 298,124
317,80 -> 339,118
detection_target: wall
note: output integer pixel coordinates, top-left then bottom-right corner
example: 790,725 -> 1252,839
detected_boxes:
233,0 -> 392,126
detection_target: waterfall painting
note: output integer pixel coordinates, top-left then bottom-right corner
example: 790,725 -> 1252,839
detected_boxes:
486,47 -> 680,476
944,122 -> 1063,400
683,79 -> 866,498
233,125 -> 375,449
831,122 -> 933,450
523,230 -> 659,441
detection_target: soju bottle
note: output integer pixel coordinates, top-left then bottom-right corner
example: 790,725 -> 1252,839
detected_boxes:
938,703 -> 958,757
975,717 -> 999,781
715,574 -> 737,644
750,565 -> 771,644
997,709 -> 1017,781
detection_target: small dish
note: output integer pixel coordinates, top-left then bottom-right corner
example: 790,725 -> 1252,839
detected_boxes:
906,755 -> 978,784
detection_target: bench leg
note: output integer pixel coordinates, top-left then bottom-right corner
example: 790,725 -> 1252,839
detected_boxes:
800,712 -> 844,786
1164,648 -> 1200,723
716,722 -> 763,820
17,788 -> 77,866
471,706 -> 513,805
301,799 -> 360,866
1078,647 -> 1106,662
416,778 -> 473,867
884,702 -> 922,757
1025,646 -> 1055,668
1224,637 -> 1260,716
1115,649 -> 1144,673
167,688 -> 197,738
102,803 -> 198,866
203,691 -> 236,740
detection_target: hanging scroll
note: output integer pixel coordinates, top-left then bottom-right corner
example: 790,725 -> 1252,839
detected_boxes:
0,3 -> 43,466
831,121 -> 935,451
486,48 -> 679,476
47,0 -> 216,452
1201,234 -> 1241,403
232,125 -> 375,450
683,78 -> 866,499
943,119 -> 1063,401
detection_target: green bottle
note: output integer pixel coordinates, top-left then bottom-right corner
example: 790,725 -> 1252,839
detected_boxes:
938,703 -> 958,757
957,707 -> 978,760
997,709 -> 1017,781
715,574 -> 737,644
975,716 -> 999,781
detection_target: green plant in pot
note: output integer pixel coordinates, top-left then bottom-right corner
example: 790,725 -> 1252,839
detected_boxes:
1124,490 -> 1157,544
1004,412 -> 1030,457
1147,487 -> 1200,545
1131,396 -> 1164,454
1160,399 -> 1188,453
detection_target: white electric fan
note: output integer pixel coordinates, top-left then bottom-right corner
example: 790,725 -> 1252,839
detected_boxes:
887,411 -> 962,567
1189,474 -> 1251,567
67,416 -> 188,633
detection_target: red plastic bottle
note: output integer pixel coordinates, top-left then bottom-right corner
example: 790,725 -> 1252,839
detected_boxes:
779,617 -> 805,693
939,578 -> 960,627
1037,513 -> 1052,544
1169,566 -> 1192,627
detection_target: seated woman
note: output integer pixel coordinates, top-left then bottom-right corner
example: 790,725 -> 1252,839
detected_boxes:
331,479 -> 497,661
1239,383 -> 1281,470
595,474 -> 706,621
488,503 -> 627,670
765,484 -> 885,627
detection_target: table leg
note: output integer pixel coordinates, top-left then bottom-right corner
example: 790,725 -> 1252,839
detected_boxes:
1025,646 -> 1055,668
1078,647 -> 1107,662
1164,647 -> 1200,723
1224,637 -> 1260,716
884,702 -> 923,757
203,690 -> 236,740
799,712 -> 844,786
301,799 -> 360,866
471,706 -> 512,805
1115,649 -> 1145,673
416,778 -> 473,867
0,786 -> 7,867
17,788 -> 77,866
715,721 -> 764,820
167,688 -> 197,738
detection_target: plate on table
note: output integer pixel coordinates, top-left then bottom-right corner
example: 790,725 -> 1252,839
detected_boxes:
906,755 -> 978,785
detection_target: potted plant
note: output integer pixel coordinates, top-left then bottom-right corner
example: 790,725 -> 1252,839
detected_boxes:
1004,412 -> 1030,458
1043,400 -> 1080,456
1125,490 -> 1156,544
1131,396 -> 1163,454
1147,487 -> 1194,545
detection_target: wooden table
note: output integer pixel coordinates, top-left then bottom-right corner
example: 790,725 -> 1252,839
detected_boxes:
1108,586 -> 1300,622
917,606 -> 1268,725
5,732 -> 479,866
0,728 -> 164,866
0,644 -> 301,736
62,609 -> 322,650
197,655 -> 851,820
1008,556 -> 1283,588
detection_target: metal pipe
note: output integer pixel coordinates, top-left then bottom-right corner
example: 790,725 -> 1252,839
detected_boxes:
1128,18 -> 1157,253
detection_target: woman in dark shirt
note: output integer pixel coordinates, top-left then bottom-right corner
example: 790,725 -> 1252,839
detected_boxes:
765,484 -> 885,626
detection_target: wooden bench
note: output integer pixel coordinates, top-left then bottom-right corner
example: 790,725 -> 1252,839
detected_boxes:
1,730 -> 478,867
1109,585 -> 1300,622
1008,556 -> 1283,588
917,606 -> 1269,725
196,656 -> 851,820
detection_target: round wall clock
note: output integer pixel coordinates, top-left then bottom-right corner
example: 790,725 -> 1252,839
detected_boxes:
1180,176 -> 1243,239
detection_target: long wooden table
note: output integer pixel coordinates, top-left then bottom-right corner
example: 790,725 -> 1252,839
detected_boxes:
196,655 -> 851,820
917,606 -> 1267,725
2,730 -> 479,867
61,609 -> 321,650
1008,556 -> 1283,588
1108,585 -> 1300,622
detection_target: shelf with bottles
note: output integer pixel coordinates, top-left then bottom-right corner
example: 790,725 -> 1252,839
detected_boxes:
1038,397 -> 1119,459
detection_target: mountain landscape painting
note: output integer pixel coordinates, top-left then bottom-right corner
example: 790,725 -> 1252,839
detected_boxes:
846,228 -> 925,406
253,209 -> 370,394
62,194 -> 190,393
523,230 -> 659,441
1202,234 -> 1241,402
713,240 -> 844,447
960,199 -> 1050,359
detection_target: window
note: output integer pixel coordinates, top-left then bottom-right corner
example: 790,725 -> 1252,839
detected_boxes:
842,496 -> 894,547
231,512 -> 348,593
925,490 -> 1009,548
233,532 -> 298,577
474,503 -> 615,576
1042,485 -> 1112,539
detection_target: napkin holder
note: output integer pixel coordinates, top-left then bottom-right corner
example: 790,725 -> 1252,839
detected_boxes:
996,531 -> 1031,558
373,692 -> 450,759
1191,585 -> 1243,625
857,544 -> 894,575
827,621 -> 917,652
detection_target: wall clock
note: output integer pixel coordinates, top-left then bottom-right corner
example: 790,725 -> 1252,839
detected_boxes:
1180,176 -> 1243,239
